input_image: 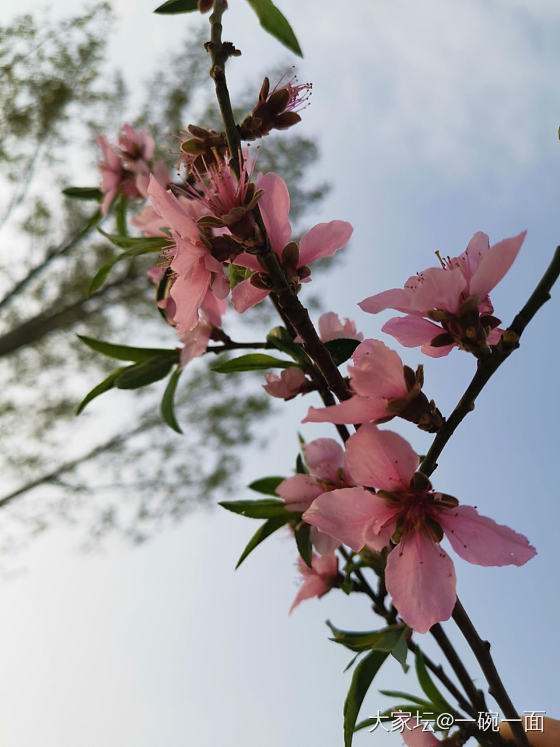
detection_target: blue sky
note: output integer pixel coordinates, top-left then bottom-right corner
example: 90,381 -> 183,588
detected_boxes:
0,1 -> 559,745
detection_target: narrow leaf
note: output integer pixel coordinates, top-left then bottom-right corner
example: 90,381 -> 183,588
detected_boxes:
415,649 -> 454,713
248,476 -> 285,495
390,630 -> 409,672
115,195 -> 128,236
245,0 -> 303,56
62,186 -> 102,201
161,366 -> 183,433
266,326 -> 309,365
114,356 -> 174,389
343,652 -> 362,673
328,621 -> 406,653
294,521 -> 312,567
154,0 -> 198,13
324,338 -> 361,366
76,367 -> 129,415
97,228 -> 171,250
295,452 -> 308,474
378,690 -> 432,708
211,353 -> 297,373
89,240 -> 170,295
236,516 -> 292,568
78,335 -> 178,363
219,498 -> 298,520
344,650 -> 389,747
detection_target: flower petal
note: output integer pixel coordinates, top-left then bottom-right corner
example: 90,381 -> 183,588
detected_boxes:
231,277 -> 270,312
303,396 -> 389,425
408,266 -> 466,315
359,287 -> 416,315
402,719 -> 441,746
311,527 -> 340,555
345,425 -> 418,491
382,316 -> 443,348
298,220 -> 353,266
289,575 -> 330,613
438,505 -> 536,567
303,438 -> 345,483
276,475 -> 323,512
147,175 -> 199,242
386,532 -> 456,633
469,231 -> 526,299
256,172 -> 291,254
420,342 -> 456,357
349,339 -> 406,399
303,487 -> 390,552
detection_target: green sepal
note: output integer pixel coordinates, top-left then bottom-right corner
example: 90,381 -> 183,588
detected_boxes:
324,338 -> 361,366
245,0 -> 303,57
114,356 -> 175,389
154,0 -> 198,13
248,476 -> 285,495
294,520 -> 312,567
235,515 -> 292,568
77,335 -> 179,363
75,367 -> 130,415
160,366 -> 183,433
62,186 -> 103,201
228,263 -> 252,289
211,353 -> 297,373
344,649 -> 389,747
219,498 -> 299,520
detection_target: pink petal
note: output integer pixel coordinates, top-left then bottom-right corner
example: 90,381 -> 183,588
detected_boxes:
303,487 -> 394,552
233,252 -> 262,272
349,339 -> 407,399
201,290 -> 228,328
303,396 -> 389,425
386,532 -> 456,633
311,527 -> 340,555
256,172 -> 291,254
487,327 -> 503,345
359,287 -> 416,315
179,321 -> 212,366
318,312 -> 363,342
276,475 -> 323,512
298,220 -> 353,266
402,719 -> 441,746
303,438 -> 345,483
290,575 -> 330,613
420,342 -> 455,357
438,505 -> 536,567
452,232 -> 490,284
231,277 -> 270,312
169,249 -> 211,334
263,368 -> 307,400
469,231 -> 526,299
408,266 -> 466,315
382,316 -> 443,348
313,553 -> 339,578
101,186 -> 118,217
147,175 -> 199,242
345,425 -> 418,492
96,134 -> 121,171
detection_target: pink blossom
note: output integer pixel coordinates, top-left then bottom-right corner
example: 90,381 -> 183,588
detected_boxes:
96,135 -> 124,215
401,718 -> 441,746
147,175 -> 228,334
318,312 -> 363,342
290,553 -> 339,613
263,367 -> 308,400
303,425 -> 536,633
231,173 -> 353,312
359,232 -> 526,357
303,340 -> 442,432
277,439 -> 352,555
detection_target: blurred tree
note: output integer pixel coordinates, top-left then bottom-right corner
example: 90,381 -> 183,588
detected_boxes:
0,3 -> 329,554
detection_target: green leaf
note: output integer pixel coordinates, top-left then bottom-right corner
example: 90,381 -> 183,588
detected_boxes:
78,335 -> 178,363
211,353 -> 297,373
415,649 -> 454,713
114,356 -> 175,389
294,521 -> 312,567
89,238 -> 171,295
154,0 -> 198,13
235,516 -> 292,568
115,195 -> 128,236
328,621 -> 406,653
97,228 -> 171,250
248,476 -> 285,495
343,652 -> 362,673
228,263 -> 252,290
344,650 -> 389,747
266,326 -> 309,365
62,186 -> 102,201
219,498 -> 298,520
378,691 -> 432,708
245,0 -> 303,56
75,367 -> 130,415
324,338 -> 361,366
390,630 -> 409,672
295,452 -> 308,474
160,366 -> 183,433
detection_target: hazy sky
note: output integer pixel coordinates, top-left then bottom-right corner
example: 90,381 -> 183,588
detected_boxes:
1,1 -> 559,746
